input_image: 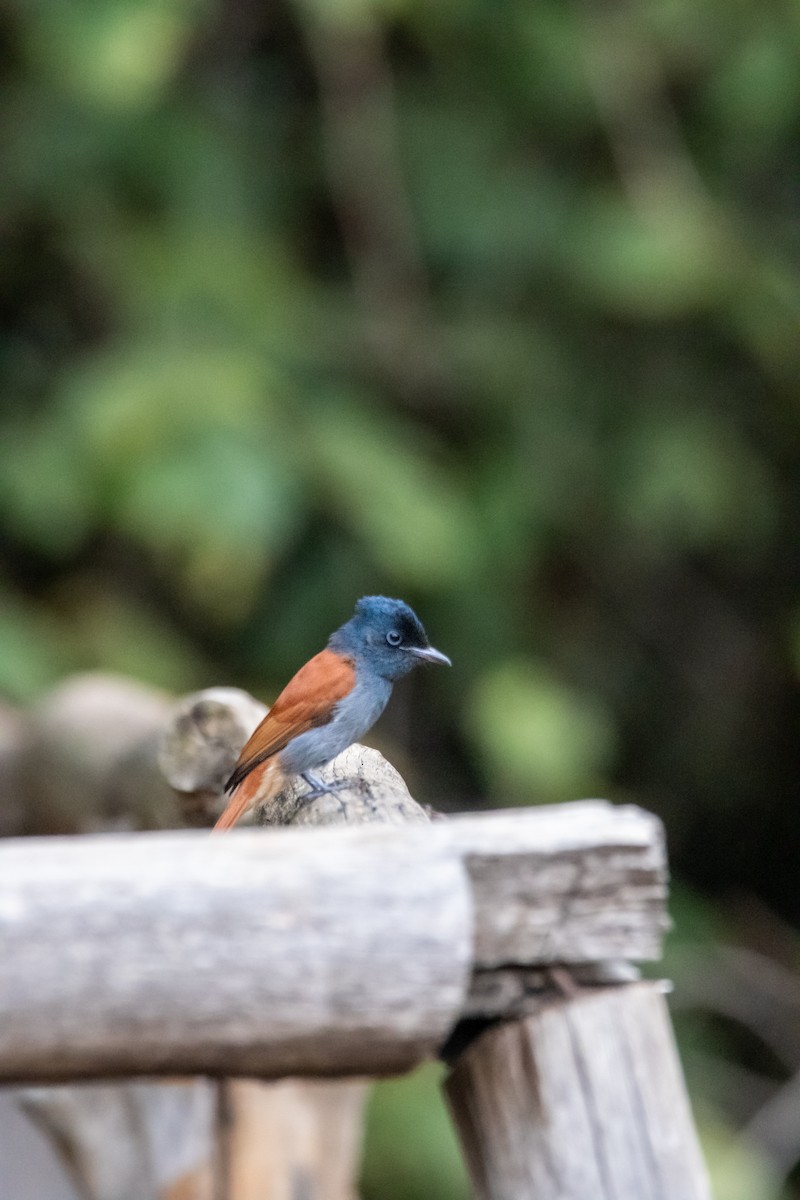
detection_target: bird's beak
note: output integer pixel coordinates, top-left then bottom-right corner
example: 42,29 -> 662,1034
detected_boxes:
410,645 -> 452,667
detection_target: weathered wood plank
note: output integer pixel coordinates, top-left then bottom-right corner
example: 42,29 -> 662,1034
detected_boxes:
0,802 -> 666,1083
0,828 -> 471,1083
434,802 -> 668,965
444,982 -> 711,1200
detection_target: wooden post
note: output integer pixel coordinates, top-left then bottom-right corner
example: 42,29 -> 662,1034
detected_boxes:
19,1082 -> 216,1200
444,981 -> 711,1200
219,1078 -> 368,1200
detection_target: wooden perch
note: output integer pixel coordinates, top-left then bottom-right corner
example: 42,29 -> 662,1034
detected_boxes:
0,801 -> 665,1084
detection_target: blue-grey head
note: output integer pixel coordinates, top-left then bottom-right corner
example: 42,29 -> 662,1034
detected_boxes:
330,596 -> 451,681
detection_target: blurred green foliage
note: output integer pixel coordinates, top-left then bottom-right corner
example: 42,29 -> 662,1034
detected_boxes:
362,1064 -> 469,1200
1,0 -> 800,1195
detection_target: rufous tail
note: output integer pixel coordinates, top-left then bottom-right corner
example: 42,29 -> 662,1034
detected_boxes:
212,759 -> 285,832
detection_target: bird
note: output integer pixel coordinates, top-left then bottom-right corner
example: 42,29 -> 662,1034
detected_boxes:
213,596 -> 451,831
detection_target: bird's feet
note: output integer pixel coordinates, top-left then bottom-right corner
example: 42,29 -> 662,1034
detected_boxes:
300,772 -> 351,801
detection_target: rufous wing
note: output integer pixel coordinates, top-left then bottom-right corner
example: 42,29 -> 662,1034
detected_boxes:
224,648 -> 356,794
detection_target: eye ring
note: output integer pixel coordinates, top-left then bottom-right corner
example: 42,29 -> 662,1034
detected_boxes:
386,630 -> 403,647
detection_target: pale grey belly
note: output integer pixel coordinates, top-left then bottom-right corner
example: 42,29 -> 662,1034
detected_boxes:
279,674 -> 392,775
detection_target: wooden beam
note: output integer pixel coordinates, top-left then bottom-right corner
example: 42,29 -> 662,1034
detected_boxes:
0,828 -> 471,1083
0,803 -> 666,1084
439,801 -> 667,966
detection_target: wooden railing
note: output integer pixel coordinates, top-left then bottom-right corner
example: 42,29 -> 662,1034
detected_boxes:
0,677 -> 711,1200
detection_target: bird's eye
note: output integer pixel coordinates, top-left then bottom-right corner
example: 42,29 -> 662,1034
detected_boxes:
386,630 -> 402,647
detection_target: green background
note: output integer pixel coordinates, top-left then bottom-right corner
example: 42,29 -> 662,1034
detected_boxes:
1,1 -> 799,1196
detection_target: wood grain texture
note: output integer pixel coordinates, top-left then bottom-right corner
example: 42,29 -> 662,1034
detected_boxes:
10,678 -> 227,1200
0,826 -> 472,1083
438,801 -> 669,966
13,684 -> 433,1198
444,982 -> 711,1200
0,802 -> 666,1083
2,680 -> 694,1200
461,960 -> 642,1021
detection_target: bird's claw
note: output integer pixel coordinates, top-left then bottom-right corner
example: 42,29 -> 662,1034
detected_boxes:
299,773 -> 351,801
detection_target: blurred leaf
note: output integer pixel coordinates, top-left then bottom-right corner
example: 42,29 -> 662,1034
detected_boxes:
703,23 -> 800,150
53,345 -> 304,619
0,585 -> 75,700
304,396 -> 478,587
61,345 -> 276,464
24,0 -> 212,111
469,660 -> 616,803
118,430 -> 303,622
616,413 -> 778,554
361,1063 -> 470,1200
697,1105 -> 785,1200
54,576 -> 203,691
0,417 -> 93,555
401,96 -> 567,293
664,882 -> 729,958
503,4 -> 595,130
562,190 -> 738,317
102,224 -> 311,346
